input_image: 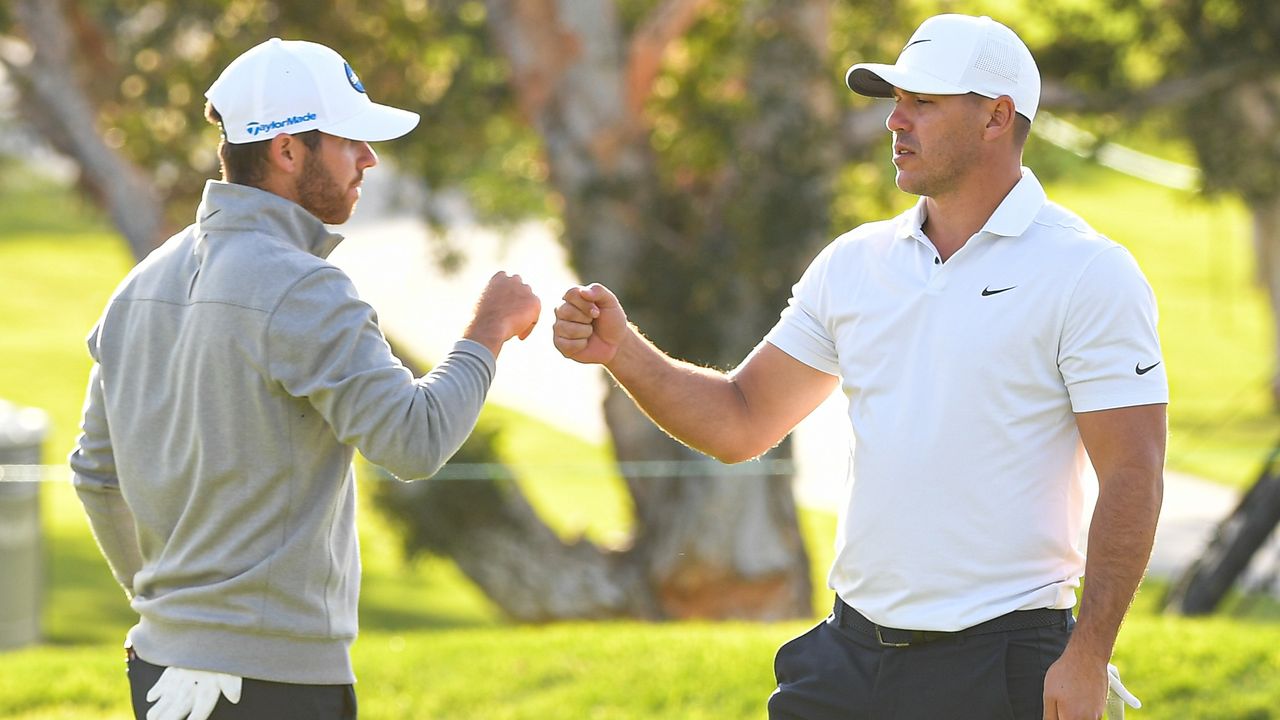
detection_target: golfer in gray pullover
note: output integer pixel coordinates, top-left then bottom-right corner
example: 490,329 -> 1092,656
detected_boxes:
70,39 -> 541,720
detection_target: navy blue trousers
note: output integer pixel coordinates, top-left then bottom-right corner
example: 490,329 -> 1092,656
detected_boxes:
127,651 -> 357,720
768,603 -> 1073,720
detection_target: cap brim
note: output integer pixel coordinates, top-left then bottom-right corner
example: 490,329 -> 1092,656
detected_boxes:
845,62 -> 969,98
322,103 -> 420,142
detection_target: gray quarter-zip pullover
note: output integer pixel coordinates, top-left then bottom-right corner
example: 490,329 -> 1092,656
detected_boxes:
71,180 -> 495,684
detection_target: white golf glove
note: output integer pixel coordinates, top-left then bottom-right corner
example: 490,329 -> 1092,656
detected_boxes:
146,666 -> 242,720
1105,663 -> 1141,718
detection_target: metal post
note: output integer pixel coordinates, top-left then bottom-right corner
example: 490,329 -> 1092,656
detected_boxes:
0,399 -> 47,650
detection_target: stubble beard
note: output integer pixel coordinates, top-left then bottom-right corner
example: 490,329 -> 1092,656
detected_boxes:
896,152 -> 967,199
298,153 -> 356,224
894,132 -> 982,199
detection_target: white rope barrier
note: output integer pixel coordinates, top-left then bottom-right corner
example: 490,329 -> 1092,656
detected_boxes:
0,464 -> 54,483
1033,111 -> 1201,192
0,459 -> 797,483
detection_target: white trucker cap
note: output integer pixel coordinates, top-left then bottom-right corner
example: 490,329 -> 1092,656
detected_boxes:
206,38 -> 420,145
845,14 -> 1040,121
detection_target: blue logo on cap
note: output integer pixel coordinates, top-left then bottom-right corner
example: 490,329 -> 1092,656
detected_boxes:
344,63 -> 366,94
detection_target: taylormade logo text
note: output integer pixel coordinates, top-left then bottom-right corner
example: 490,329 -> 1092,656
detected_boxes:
246,112 -> 318,137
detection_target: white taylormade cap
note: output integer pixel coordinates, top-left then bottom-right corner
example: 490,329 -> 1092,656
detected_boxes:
845,14 -> 1040,121
206,38 -> 420,145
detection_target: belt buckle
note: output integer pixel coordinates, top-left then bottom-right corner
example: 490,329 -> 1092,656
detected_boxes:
875,625 -> 911,648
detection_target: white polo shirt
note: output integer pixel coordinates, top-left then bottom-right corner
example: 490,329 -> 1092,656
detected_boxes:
764,169 -> 1168,632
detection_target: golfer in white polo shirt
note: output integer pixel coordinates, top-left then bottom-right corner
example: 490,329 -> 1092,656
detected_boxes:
554,13 -> 1166,720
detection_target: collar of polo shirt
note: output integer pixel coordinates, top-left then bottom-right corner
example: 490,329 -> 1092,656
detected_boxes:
896,168 -> 1047,246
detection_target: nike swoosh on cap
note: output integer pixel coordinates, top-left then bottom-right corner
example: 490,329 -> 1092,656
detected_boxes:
1135,362 -> 1161,375
902,38 -> 933,51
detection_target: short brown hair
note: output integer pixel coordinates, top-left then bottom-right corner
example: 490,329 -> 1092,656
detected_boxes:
204,101 -> 321,186
1013,114 -> 1031,148
963,93 -> 1032,149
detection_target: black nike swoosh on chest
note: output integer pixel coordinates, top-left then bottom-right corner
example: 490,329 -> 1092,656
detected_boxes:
981,286 -> 1016,296
1135,362 -> 1161,375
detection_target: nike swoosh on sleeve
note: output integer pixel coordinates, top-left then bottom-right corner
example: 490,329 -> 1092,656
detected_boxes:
1135,362 -> 1161,375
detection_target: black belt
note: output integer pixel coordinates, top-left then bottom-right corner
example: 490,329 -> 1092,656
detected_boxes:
833,596 -> 1072,648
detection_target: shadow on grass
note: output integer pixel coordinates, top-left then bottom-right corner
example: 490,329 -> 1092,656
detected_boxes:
1134,578 -> 1280,622
42,519 -> 501,648
358,596 -> 501,632
358,555 -> 503,633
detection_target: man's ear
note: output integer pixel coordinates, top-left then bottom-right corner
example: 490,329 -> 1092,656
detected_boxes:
266,133 -> 304,175
983,96 -> 1017,141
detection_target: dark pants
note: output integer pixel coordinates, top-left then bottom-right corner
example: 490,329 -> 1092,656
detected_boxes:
768,599 -> 1074,720
127,651 -> 357,720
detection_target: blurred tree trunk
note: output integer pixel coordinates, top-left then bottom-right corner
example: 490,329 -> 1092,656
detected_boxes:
597,0 -> 837,619
1187,74 -> 1280,405
382,0 -> 843,621
1253,194 -> 1280,404
0,0 -> 165,260
1232,76 -> 1280,405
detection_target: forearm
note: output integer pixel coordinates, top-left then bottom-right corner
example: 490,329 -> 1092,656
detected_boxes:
1070,467 -> 1163,661
70,362 -> 141,597
73,478 -> 143,598
412,339 -> 496,469
360,339 -> 495,480
1048,406 -> 1165,714
605,325 -> 759,462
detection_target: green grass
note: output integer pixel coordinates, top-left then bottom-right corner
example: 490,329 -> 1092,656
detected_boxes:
0,230 -> 134,462
7,481 -> 1279,719
2,169 -> 1280,718
1116,589 -> 1280,719
348,622 -> 789,720
487,404 -> 633,544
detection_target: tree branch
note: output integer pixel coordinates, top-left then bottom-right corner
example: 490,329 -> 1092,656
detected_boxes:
1040,59 -> 1263,115
6,0 -> 163,259
625,0 -> 711,116
483,0 -> 580,123
836,59 -> 1260,157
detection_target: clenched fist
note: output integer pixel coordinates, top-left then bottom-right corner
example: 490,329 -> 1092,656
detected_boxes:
464,271 -> 541,357
552,283 -> 629,366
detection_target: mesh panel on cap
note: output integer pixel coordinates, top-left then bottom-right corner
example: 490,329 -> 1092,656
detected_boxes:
973,35 -> 1019,82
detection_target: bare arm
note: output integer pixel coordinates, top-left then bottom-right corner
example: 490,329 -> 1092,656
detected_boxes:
553,284 -> 838,462
1043,402 -> 1166,720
